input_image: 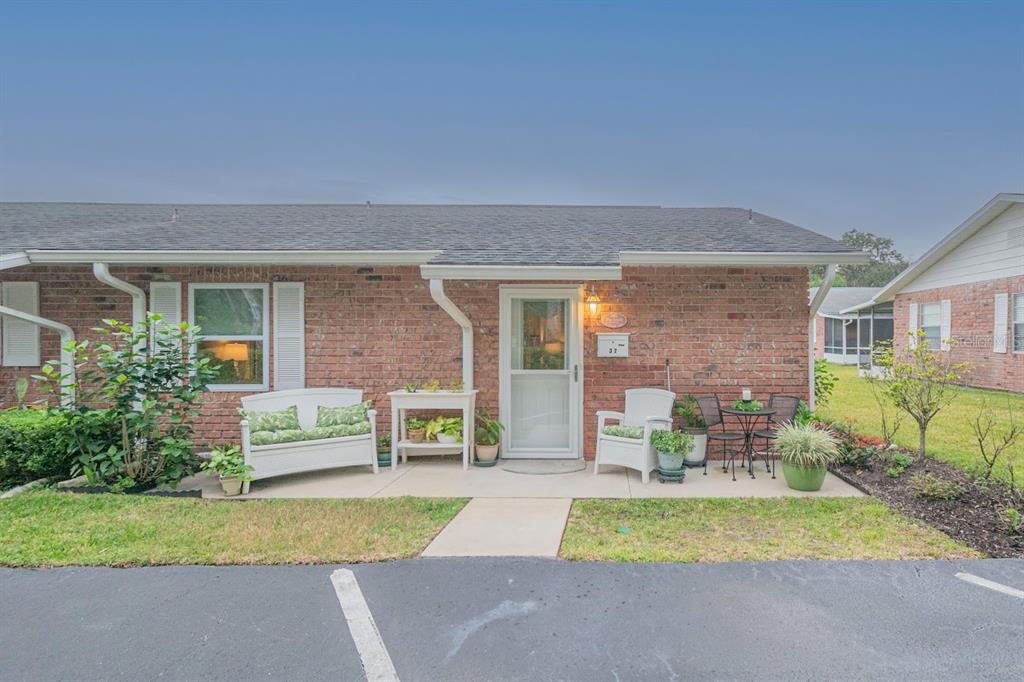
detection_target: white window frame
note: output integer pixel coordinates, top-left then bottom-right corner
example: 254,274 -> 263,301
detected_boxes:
188,283 -> 270,392
919,302 -> 942,350
1013,293 -> 1024,355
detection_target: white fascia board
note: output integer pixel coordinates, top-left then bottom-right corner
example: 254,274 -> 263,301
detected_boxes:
619,251 -> 871,265
24,249 -> 442,266
861,193 -> 1024,306
420,264 -> 622,280
0,252 -> 31,270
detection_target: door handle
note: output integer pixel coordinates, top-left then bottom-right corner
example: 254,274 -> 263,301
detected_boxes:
573,364 -> 579,382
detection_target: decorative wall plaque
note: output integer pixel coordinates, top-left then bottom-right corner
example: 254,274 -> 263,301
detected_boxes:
600,311 -> 628,329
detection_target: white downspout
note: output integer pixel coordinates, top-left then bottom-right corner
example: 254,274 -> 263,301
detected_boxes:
428,279 -> 473,391
808,264 -> 837,412
0,306 -> 76,407
92,262 -> 146,331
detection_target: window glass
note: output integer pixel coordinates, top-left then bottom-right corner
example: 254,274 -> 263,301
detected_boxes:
1014,294 -> 1024,353
514,300 -> 567,370
191,286 -> 267,388
844,319 -> 858,354
920,302 -> 941,347
193,288 -> 264,336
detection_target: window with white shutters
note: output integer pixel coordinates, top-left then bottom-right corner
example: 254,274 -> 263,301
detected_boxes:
189,284 -> 269,391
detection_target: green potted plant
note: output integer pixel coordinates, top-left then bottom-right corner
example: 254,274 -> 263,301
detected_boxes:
406,417 -> 428,443
650,429 -> 694,476
376,433 -> 392,467
673,395 -> 707,466
774,422 -> 840,492
202,444 -> 253,497
474,411 -> 505,463
426,415 -> 463,444
403,382 -> 418,393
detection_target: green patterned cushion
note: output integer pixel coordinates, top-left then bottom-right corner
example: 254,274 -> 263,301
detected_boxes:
315,401 -> 371,427
249,428 -> 306,446
602,424 -> 644,439
303,421 -> 372,441
242,405 -> 300,432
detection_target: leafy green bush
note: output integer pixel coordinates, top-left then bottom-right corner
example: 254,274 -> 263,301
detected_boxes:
814,359 -> 837,407
883,451 -> 913,478
999,507 -> 1023,534
0,409 -> 118,489
909,473 -> 962,501
650,429 -> 694,455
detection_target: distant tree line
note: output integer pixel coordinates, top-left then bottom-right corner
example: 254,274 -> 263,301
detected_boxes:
810,229 -> 909,287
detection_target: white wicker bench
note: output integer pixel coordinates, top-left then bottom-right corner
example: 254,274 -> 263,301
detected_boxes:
240,388 -> 378,493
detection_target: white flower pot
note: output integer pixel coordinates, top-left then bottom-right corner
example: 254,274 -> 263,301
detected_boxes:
685,432 -> 708,465
436,433 -> 459,444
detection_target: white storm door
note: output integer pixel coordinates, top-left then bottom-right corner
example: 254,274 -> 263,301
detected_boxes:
500,287 -> 582,459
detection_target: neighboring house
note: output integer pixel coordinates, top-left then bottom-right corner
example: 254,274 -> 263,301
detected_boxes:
810,286 -> 893,368
846,193 -> 1024,393
0,203 -> 865,458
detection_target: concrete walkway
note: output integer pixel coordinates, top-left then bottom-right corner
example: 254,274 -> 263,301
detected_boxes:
182,458 -> 862,499
422,498 -> 572,557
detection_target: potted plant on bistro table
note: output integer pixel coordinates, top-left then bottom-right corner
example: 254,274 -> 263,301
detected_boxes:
774,422 -> 840,492
673,395 -> 707,467
650,429 -> 695,482
202,444 -> 253,497
474,411 -> 505,465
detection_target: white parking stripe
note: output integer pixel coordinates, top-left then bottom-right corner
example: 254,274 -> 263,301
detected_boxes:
955,572 -> 1024,599
331,569 -> 401,682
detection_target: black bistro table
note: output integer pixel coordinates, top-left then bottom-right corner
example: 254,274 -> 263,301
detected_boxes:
718,405 -> 776,480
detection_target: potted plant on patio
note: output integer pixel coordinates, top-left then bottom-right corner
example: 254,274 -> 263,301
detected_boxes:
650,429 -> 694,481
774,422 -> 840,492
202,444 -> 253,497
474,411 -> 505,464
426,415 -> 463,443
673,394 -> 707,467
406,417 -> 428,443
377,433 -> 392,467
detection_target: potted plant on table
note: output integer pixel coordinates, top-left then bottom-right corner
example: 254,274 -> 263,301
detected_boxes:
202,444 -> 253,497
376,433 -> 392,467
650,429 -> 694,482
474,411 -> 505,465
406,417 -> 428,443
774,422 -> 840,492
426,416 -> 463,444
673,394 -> 708,467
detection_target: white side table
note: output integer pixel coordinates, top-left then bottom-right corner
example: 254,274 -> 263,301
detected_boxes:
387,390 -> 478,471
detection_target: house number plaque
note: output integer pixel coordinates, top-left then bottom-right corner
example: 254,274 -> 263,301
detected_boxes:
600,312 -> 627,329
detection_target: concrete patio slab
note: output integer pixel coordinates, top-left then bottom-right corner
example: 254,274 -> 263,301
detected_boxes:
182,458 -> 862,499
422,498 -> 572,557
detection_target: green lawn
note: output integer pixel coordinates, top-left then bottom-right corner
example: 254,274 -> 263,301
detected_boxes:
820,364 -> 1024,486
560,498 -> 978,562
0,491 -> 467,567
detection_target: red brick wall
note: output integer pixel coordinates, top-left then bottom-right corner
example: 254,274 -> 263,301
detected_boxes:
893,275 -> 1024,393
1,264 -> 811,457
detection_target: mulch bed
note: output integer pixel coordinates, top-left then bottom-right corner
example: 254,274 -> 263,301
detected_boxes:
832,457 -> 1024,558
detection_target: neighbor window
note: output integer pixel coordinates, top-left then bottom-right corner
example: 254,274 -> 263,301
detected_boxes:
919,302 -> 942,348
189,284 -> 269,390
1014,293 -> 1024,353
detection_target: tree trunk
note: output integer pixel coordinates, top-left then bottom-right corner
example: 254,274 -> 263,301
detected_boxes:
918,423 -> 927,459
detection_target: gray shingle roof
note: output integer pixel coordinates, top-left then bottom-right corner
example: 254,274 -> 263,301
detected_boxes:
1,203 -> 858,266
809,287 -> 882,316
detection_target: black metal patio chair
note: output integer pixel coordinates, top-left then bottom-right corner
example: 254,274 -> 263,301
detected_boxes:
752,393 -> 801,479
694,395 -> 745,476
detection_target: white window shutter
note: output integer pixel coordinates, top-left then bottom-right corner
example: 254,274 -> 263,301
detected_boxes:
907,302 -> 918,349
2,282 -> 41,367
940,299 -> 952,351
149,282 -> 181,330
994,293 -> 1009,353
273,282 -> 305,390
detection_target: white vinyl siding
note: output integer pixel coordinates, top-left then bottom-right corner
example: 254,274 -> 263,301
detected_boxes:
272,282 -> 305,390
1014,293 -> 1024,354
188,284 -> 269,391
993,293 -> 1008,354
1,282 -> 41,367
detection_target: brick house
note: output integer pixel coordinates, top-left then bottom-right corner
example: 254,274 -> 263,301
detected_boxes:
843,193 -> 1024,393
0,203 -> 865,459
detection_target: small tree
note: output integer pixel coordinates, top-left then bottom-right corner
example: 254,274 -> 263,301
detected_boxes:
972,400 -> 1022,481
878,331 -> 969,458
814,358 -> 837,408
37,314 -> 219,489
866,374 -> 903,447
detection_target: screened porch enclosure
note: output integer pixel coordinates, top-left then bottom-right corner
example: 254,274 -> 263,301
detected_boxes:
821,301 -> 894,370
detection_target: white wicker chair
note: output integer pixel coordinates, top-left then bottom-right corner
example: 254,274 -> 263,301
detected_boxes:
593,388 -> 676,484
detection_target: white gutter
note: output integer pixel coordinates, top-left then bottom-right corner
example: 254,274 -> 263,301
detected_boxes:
92,263 -> 146,331
807,264 -> 837,412
0,253 -> 31,270
0,306 -> 75,407
620,251 -> 871,266
428,279 -> 473,392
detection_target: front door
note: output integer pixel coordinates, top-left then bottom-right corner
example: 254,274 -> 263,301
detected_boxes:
499,287 -> 582,459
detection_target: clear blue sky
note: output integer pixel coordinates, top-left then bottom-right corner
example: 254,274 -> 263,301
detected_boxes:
1,1 -> 1021,257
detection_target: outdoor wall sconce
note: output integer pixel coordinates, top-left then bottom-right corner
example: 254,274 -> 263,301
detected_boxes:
586,289 -> 601,315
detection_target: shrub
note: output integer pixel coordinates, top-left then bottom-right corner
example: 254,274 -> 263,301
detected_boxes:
909,473 -> 962,501
0,409 -> 118,490
774,422 -> 840,468
883,451 -> 914,478
814,359 -> 837,407
837,442 -> 879,469
999,507 -> 1023,534
672,395 -> 705,429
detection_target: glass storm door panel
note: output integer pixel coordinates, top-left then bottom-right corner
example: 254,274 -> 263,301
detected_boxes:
507,297 -> 574,454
